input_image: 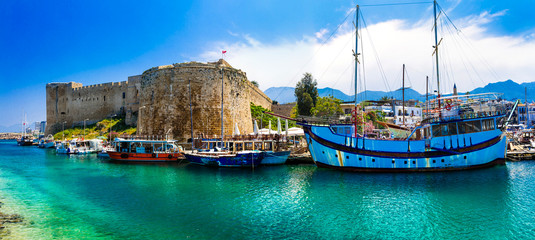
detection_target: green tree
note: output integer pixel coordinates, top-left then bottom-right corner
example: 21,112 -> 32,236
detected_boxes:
312,96 -> 343,117
295,73 -> 318,116
380,95 -> 392,101
298,93 -> 314,116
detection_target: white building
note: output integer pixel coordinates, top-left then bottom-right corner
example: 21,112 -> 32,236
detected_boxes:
393,106 -> 422,127
517,103 -> 535,126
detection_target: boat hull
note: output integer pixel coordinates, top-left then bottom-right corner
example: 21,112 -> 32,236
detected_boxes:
261,151 -> 291,165
185,151 -> 264,167
107,151 -> 184,162
45,142 -> 56,148
302,124 -> 507,172
17,140 -> 34,146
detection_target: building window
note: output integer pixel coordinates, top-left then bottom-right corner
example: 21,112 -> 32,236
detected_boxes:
123,92 -> 126,99
104,96 -> 106,101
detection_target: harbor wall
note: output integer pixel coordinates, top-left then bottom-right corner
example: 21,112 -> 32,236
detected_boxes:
45,59 -> 271,141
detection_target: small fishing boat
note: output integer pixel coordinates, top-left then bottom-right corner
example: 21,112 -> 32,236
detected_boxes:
17,136 -> 34,146
56,141 -> 74,154
17,112 -> 34,146
55,139 -> 102,154
261,150 -> 292,165
38,135 -> 56,148
97,144 -> 115,158
185,149 -> 264,167
107,138 -> 184,162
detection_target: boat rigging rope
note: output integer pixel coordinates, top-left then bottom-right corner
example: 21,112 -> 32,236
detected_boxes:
272,8 -> 356,102
359,2 -> 432,7
360,12 -> 392,95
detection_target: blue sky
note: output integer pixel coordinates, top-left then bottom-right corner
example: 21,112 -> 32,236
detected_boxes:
1,0 -> 534,127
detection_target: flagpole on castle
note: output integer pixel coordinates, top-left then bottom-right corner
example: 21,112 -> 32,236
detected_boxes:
222,50 -> 227,60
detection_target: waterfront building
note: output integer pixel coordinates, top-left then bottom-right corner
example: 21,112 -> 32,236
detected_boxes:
516,103 -> 535,127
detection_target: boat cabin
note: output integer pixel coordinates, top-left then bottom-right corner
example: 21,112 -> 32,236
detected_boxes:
114,140 -> 183,154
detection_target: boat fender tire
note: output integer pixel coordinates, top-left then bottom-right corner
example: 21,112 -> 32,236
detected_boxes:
120,153 -> 129,159
152,153 -> 157,158
168,154 -> 173,159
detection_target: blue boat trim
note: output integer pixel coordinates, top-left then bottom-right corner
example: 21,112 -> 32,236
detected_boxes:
302,124 -> 504,159
184,151 -> 264,168
314,158 -> 506,172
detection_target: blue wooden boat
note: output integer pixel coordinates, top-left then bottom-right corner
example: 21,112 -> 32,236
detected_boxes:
301,107 -> 507,172
299,2 -> 508,172
185,150 -> 264,168
261,150 -> 291,165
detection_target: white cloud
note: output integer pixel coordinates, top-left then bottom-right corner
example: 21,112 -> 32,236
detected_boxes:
198,9 -> 535,96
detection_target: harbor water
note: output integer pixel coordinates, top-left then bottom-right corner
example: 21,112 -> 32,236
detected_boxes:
0,140 -> 534,239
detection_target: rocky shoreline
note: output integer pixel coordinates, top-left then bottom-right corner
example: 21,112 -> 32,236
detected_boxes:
0,133 -> 21,140
0,202 -> 23,237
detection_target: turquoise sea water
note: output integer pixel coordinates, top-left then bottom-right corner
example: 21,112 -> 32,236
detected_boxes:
0,140 -> 534,239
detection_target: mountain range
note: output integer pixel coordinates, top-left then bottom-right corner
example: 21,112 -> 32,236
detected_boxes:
0,124 -> 22,133
265,79 -> 535,104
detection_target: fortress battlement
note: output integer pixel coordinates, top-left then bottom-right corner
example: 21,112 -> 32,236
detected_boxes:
45,59 -> 271,141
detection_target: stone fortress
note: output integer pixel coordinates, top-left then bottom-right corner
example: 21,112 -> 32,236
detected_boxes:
45,59 -> 272,141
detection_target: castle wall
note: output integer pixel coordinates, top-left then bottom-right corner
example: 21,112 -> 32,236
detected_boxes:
45,79 -> 140,135
45,59 -> 271,141
272,103 -> 296,118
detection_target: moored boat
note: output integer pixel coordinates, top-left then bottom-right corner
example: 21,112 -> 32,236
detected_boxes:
185,149 -> 264,167
300,1 -> 508,172
38,135 -> 56,148
262,150 -> 292,165
17,136 -> 34,146
107,138 -> 184,162
97,145 -> 115,158
56,141 -> 74,154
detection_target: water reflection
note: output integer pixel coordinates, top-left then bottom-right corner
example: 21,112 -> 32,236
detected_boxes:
1,140 -> 534,239
306,165 -> 511,239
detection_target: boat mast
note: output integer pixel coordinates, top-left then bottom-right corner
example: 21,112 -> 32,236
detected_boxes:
354,5 -> 359,109
402,64 -> 405,126
354,5 -> 360,137
526,87 -> 529,127
433,0 -> 441,118
189,78 -> 194,149
426,76 -> 429,119
221,67 -> 224,148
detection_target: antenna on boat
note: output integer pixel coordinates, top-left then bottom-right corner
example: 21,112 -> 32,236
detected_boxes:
433,0 -> 442,118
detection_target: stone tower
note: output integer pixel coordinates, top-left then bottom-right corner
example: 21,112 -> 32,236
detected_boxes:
137,59 -> 271,141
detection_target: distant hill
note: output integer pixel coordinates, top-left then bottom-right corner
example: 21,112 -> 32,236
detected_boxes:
471,79 -> 535,101
0,124 -> 21,133
265,79 -> 535,104
265,87 -> 426,104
